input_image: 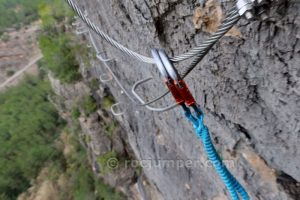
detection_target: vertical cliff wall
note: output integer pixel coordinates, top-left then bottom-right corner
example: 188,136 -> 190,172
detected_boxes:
70,0 -> 299,199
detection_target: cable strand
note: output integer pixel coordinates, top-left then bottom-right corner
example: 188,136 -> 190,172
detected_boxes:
66,0 -> 240,65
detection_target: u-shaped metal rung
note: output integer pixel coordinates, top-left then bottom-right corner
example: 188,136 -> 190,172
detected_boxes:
96,52 -> 113,62
87,31 -> 176,112
74,10 -> 88,34
132,77 -> 169,106
95,50 -> 139,103
100,73 -> 113,83
84,10 -> 88,17
72,22 -> 80,26
87,31 -> 139,104
90,34 -> 160,106
131,77 -> 178,112
111,102 -> 127,116
88,31 -> 113,62
96,48 -> 174,110
76,28 -> 88,35
130,49 -> 179,112
88,31 -> 99,52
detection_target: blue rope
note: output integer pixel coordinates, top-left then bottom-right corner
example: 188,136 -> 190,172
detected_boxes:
182,105 -> 250,200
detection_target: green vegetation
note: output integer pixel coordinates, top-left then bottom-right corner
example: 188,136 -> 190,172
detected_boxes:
102,95 -> 116,109
38,0 -> 74,30
49,130 -> 124,200
84,135 -> 92,144
104,121 -> 118,137
6,70 -> 15,77
0,0 -> 48,35
0,76 -> 123,199
38,23 -> 83,83
38,0 -> 82,83
82,95 -> 98,116
95,181 -> 124,200
39,34 -> 82,83
90,78 -> 100,90
0,1 -> 125,199
71,107 -> 81,119
0,33 -> 9,41
0,76 -> 64,200
97,151 -> 119,174
70,106 -> 81,137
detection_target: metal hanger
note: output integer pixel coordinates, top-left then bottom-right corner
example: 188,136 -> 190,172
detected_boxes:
111,102 -> 127,116
86,30 -> 139,115
131,49 -> 180,112
82,19 -> 181,113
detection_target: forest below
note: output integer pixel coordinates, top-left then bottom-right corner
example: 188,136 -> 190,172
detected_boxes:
0,0 -> 48,35
0,0 -> 123,199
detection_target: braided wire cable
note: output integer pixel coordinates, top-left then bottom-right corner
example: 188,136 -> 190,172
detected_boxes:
181,11 -> 241,78
138,9 -> 240,104
66,0 -> 240,65
66,0 -> 155,64
172,8 -> 240,63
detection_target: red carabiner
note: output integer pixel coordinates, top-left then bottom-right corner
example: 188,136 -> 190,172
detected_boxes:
164,78 -> 185,105
175,80 -> 196,107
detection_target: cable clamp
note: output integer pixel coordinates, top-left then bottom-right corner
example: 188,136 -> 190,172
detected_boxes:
236,0 -> 254,19
236,0 -> 270,20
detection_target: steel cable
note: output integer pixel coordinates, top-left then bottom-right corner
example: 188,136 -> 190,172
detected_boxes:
66,0 -> 240,65
130,9 -> 240,105
181,11 -> 241,78
66,0 -> 155,64
172,8 -> 240,62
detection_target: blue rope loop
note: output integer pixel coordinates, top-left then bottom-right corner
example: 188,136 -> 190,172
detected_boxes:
183,105 -> 250,200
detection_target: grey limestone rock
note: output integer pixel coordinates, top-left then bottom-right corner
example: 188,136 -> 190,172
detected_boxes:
71,0 -> 300,199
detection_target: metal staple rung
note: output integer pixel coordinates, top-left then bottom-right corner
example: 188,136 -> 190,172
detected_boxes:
111,102 -> 127,116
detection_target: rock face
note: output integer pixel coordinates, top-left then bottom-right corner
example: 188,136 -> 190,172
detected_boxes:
68,0 -> 299,200
49,73 -> 163,200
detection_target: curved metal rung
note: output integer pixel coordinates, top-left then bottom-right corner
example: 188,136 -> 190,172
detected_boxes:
76,28 -> 88,35
87,32 -> 173,110
72,22 -> 80,26
96,52 -> 113,62
84,10 -> 88,17
88,31 -> 140,104
76,26 -> 86,30
97,54 -> 137,103
132,77 -> 169,106
99,73 -> 113,83
88,31 -> 100,53
111,102 -> 127,116
131,77 -> 178,112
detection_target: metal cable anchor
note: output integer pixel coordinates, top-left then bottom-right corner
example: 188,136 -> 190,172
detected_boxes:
236,0 -> 270,20
236,0 -> 254,19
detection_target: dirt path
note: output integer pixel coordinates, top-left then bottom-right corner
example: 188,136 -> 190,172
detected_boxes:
0,54 -> 42,91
